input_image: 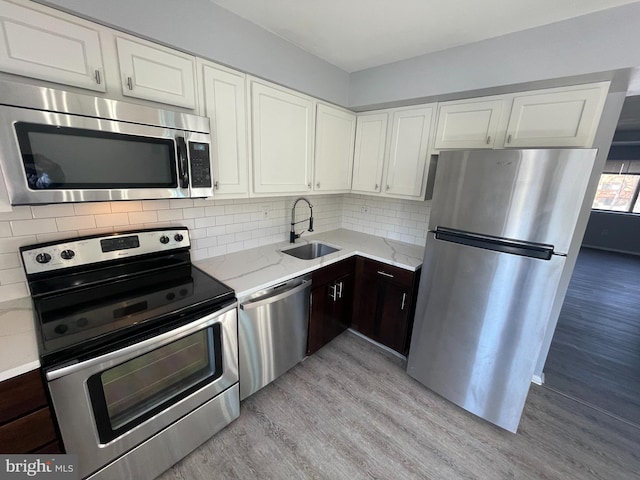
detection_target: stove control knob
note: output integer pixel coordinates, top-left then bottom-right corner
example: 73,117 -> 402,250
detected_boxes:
35,252 -> 52,264
160,235 -> 170,244
54,324 -> 68,335
60,249 -> 75,260
174,233 -> 184,242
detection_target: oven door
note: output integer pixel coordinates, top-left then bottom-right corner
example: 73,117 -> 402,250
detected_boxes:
0,105 -> 213,204
46,302 -> 238,479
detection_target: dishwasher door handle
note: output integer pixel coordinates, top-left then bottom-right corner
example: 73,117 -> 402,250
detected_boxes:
240,280 -> 311,310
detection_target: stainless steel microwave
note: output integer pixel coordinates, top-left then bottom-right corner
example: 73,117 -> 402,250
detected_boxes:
0,79 -> 214,205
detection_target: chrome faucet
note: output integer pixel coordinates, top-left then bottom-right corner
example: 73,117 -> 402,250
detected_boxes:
290,197 -> 314,243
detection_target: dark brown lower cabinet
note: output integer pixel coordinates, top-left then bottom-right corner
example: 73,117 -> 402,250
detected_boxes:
307,257 -> 355,355
352,257 -> 420,355
0,369 -> 63,453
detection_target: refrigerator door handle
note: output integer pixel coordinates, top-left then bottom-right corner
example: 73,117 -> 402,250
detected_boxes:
435,227 -> 554,260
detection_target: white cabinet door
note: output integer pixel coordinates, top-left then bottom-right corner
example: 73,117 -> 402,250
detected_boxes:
314,104 -> 356,193
351,113 -> 388,194
251,81 -> 314,194
384,106 -> 434,198
200,62 -> 248,198
434,99 -> 503,149
0,0 -> 105,91
504,82 -> 609,148
116,37 -> 197,109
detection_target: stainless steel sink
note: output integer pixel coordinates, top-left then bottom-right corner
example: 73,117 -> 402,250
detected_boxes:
281,242 -> 340,260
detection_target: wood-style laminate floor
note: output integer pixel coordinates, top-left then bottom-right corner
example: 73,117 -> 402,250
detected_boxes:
158,332 -> 640,480
544,247 -> 640,427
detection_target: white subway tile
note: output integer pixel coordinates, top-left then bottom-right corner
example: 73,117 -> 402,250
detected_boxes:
0,206 -> 33,221
194,217 -> 216,228
111,201 -> 142,213
224,204 -> 243,214
226,224 -> 244,235
0,222 -> 11,238
226,241 -> 244,253
233,213 -> 251,223
194,237 -> 217,249
31,204 -> 76,218
234,231 -> 251,242
216,215 -> 235,226
204,206 -> 225,216
11,219 -> 57,236
78,227 -> 114,237
193,198 -> 216,207
0,267 -> 25,285
217,234 -> 235,245
191,248 -> 209,261
37,232 -> 78,243
95,213 -> 130,228
0,282 -> 29,300
183,207 -> 205,219
74,203 -> 111,215
128,211 -> 158,224
169,199 -> 193,209
174,219 -> 195,229
57,215 -> 96,232
190,228 -> 207,240
0,253 -> 21,269
142,200 -> 171,211
207,245 -> 227,257
206,226 -> 226,237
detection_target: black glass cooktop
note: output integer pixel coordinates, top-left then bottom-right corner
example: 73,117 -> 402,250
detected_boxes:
34,264 -> 234,367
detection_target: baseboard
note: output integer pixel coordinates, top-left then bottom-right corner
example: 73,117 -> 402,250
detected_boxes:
347,329 -> 406,360
531,373 -> 545,385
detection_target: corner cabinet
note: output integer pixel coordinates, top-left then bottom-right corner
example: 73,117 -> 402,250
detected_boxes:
313,104 -> 356,193
503,82 -> 609,148
352,257 -> 420,355
115,36 -> 197,109
307,258 -> 355,355
0,0 -> 105,92
250,79 -> 315,194
199,61 -> 249,198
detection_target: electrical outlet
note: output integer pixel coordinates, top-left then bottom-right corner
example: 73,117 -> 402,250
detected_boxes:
360,206 -> 369,214
261,205 -> 270,218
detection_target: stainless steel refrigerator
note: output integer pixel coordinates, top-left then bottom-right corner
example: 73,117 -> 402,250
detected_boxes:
406,148 -> 597,433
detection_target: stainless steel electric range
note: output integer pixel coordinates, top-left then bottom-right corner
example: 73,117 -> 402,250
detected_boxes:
21,227 -> 239,480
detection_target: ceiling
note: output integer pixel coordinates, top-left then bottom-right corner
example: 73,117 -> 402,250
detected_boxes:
211,0 -> 639,73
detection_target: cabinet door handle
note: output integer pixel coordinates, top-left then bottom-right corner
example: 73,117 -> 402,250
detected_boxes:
316,182 -> 320,188
127,76 -> 134,90
374,183 -> 379,190
94,69 -> 101,85
401,292 -> 407,311
337,281 -> 343,299
385,185 -> 390,191
377,270 -> 394,278
507,134 -> 512,144
329,284 -> 337,301
307,182 -> 312,189
486,135 -> 491,144
214,180 -> 219,190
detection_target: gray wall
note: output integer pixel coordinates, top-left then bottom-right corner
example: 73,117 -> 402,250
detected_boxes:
583,211 -> 640,255
349,3 -> 640,108
37,0 -> 350,106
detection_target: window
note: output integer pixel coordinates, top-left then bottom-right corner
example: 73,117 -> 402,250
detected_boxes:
592,154 -> 640,213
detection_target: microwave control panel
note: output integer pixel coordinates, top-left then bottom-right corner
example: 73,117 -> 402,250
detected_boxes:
188,142 -> 212,188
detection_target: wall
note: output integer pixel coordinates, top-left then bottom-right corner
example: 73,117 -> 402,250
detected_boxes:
0,195 -> 343,302
349,3 -> 640,108
35,0 -> 349,106
582,211 -> 640,255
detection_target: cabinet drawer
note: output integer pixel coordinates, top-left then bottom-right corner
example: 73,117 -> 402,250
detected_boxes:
0,407 -> 57,453
312,257 -> 355,287
0,370 -> 47,424
359,257 -> 415,287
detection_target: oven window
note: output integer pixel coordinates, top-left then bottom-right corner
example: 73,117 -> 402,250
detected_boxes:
88,324 -> 222,443
14,122 -> 177,189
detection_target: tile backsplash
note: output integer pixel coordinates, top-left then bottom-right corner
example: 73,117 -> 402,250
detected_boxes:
0,194 -> 430,301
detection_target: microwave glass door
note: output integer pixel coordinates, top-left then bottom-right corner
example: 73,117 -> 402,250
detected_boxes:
88,323 -> 223,443
15,122 -> 178,190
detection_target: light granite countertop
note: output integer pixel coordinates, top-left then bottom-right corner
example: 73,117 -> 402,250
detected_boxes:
0,229 -> 425,382
195,228 -> 425,298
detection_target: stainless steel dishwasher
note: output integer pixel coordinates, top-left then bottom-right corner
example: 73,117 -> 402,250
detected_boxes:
238,274 -> 312,400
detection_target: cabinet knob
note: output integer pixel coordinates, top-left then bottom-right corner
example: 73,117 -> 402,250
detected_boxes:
307,182 -> 312,189
316,182 -> 320,188
127,76 -> 134,90
507,134 -> 512,144
486,135 -> 491,144
374,183 -> 379,190
385,185 -> 390,191
214,181 -> 219,190
94,69 -> 101,85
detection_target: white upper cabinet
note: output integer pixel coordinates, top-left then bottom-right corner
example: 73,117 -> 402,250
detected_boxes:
314,104 -> 356,193
384,106 -> 435,198
0,0 -> 105,91
434,99 -> 504,149
199,61 -> 249,198
116,37 -> 197,109
351,113 -> 388,194
503,82 -> 609,148
251,79 -> 314,194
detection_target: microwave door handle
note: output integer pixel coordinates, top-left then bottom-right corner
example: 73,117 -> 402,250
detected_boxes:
176,136 -> 189,189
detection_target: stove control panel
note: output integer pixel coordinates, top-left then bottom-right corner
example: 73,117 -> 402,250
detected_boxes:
21,228 -> 191,275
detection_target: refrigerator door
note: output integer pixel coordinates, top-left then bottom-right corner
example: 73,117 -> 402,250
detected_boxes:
428,149 -> 597,254
406,233 -> 565,432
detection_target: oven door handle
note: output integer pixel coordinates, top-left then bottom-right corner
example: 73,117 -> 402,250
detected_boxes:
45,301 -> 237,381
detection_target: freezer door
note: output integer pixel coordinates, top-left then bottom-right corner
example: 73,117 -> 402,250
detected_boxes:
428,149 -> 597,253
406,233 -> 565,432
